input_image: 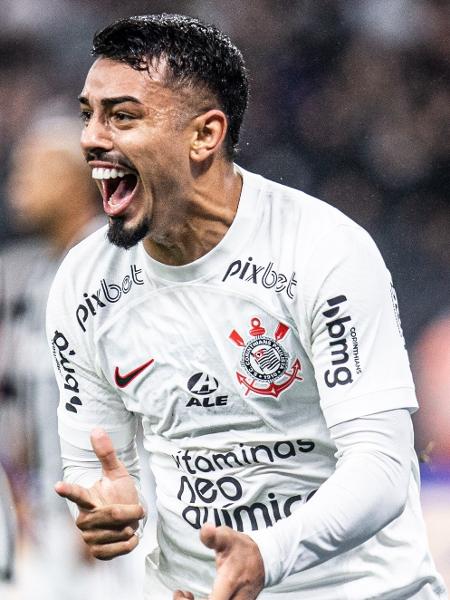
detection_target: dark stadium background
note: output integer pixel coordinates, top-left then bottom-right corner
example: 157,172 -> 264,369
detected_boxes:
0,0 -> 448,589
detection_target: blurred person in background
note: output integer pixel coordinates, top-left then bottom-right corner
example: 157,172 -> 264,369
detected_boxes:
0,462 -> 16,592
413,311 -> 450,467
0,112 -> 149,599
411,309 -> 450,588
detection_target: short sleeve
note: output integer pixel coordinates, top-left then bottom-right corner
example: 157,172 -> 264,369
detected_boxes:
302,223 -> 417,427
46,260 -> 137,451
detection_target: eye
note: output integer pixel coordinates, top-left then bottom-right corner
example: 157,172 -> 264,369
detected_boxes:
113,112 -> 134,122
79,110 -> 92,125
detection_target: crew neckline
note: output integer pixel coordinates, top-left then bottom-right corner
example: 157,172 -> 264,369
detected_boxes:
138,166 -> 263,282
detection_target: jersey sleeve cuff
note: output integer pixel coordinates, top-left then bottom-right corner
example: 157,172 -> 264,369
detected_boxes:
246,526 -> 285,588
58,412 -> 137,451
322,386 -> 418,428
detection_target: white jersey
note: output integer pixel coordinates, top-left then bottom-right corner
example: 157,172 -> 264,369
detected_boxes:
46,168 -> 444,599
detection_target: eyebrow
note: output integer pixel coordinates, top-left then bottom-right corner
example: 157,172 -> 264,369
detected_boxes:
78,95 -> 143,107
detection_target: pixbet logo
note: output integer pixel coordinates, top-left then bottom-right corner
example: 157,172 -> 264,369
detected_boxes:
322,295 -> 354,388
185,372 -> 228,407
51,330 -> 81,413
76,264 -> 144,332
222,257 -> 297,299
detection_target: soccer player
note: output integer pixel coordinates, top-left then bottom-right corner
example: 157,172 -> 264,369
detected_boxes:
47,14 -> 447,600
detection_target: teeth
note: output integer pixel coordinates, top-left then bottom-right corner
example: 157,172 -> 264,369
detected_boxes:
92,167 -> 129,180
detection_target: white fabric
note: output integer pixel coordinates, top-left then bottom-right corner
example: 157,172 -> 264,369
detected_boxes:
46,167 -> 446,599
248,409 -> 412,585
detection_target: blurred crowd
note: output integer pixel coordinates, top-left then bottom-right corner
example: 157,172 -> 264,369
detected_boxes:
0,0 -> 449,596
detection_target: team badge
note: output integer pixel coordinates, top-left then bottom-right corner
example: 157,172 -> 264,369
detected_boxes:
229,317 -> 303,397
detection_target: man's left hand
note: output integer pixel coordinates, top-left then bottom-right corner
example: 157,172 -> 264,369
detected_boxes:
173,523 -> 265,600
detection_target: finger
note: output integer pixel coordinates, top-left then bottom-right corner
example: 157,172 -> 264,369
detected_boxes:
200,523 -> 233,554
54,480 -> 96,511
173,592 -> 195,600
209,568 -> 237,600
77,504 -> 144,530
90,428 -> 129,480
82,525 -> 137,545
90,533 -> 139,560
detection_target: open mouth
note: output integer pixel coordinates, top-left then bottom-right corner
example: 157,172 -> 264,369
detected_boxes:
92,167 -> 139,217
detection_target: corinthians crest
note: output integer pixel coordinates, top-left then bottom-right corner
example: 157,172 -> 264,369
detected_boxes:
229,317 -> 303,397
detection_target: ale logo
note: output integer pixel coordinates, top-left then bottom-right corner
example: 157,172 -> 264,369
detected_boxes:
185,373 -> 228,408
229,317 -> 303,398
187,373 -> 219,396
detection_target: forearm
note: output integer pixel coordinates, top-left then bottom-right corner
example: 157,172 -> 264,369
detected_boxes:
248,409 -> 412,587
60,437 -> 147,524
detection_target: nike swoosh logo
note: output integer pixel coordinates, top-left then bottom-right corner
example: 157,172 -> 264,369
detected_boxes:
114,359 -> 154,388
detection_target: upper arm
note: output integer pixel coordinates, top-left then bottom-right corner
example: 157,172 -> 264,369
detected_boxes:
301,224 -> 417,427
46,261 -> 137,452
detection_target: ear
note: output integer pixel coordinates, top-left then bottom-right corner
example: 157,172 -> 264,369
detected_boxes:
190,109 -> 228,161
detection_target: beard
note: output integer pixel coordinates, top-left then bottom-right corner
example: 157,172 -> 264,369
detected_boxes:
107,215 -> 150,250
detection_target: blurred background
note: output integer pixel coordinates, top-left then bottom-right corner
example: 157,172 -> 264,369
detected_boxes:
0,0 -> 449,596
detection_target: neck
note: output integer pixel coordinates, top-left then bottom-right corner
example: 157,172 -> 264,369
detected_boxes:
143,162 -> 242,266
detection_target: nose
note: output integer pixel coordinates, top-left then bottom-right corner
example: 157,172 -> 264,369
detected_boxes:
80,115 -> 113,155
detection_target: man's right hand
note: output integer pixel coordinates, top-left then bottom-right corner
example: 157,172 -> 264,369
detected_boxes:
54,428 -> 145,560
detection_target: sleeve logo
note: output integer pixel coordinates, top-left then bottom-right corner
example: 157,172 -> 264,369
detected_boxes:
322,295 -> 361,388
51,330 -> 82,413
390,282 -> 405,345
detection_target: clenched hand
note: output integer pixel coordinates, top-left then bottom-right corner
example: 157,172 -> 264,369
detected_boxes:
54,428 -> 145,560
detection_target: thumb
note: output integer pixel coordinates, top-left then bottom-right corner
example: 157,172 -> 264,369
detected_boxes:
200,523 -> 233,554
90,428 -> 129,480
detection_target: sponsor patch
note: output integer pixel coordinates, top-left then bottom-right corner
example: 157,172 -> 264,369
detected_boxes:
51,330 -> 82,413
322,295 -> 361,387
185,372 -> 228,407
76,264 -> 144,332
222,257 -> 297,299
229,317 -> 303,397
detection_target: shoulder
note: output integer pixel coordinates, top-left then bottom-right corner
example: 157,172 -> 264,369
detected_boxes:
47,226 -> 145,335
51,224 -> 132,289
60,225 -> 110,270
244,167 -> 361,238
245,168 -> 377,263
50,226 -> 105,300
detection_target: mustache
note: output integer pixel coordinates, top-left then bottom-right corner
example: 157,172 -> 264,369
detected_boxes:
85,150 -> 135,171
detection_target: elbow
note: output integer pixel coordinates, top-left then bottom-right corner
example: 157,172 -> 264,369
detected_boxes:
387,493 -> 407,525
375,452 -> 411,528
390,478 -> 409,522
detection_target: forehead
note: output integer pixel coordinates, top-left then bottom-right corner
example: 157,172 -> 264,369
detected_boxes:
81,57 -> 169,104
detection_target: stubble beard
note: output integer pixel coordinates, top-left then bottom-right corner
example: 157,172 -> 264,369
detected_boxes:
107,215 -> 150,250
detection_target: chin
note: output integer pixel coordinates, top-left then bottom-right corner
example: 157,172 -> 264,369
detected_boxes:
107,215 -> 150,250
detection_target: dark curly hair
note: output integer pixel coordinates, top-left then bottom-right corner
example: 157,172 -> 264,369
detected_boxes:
92,14 -> 249,160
